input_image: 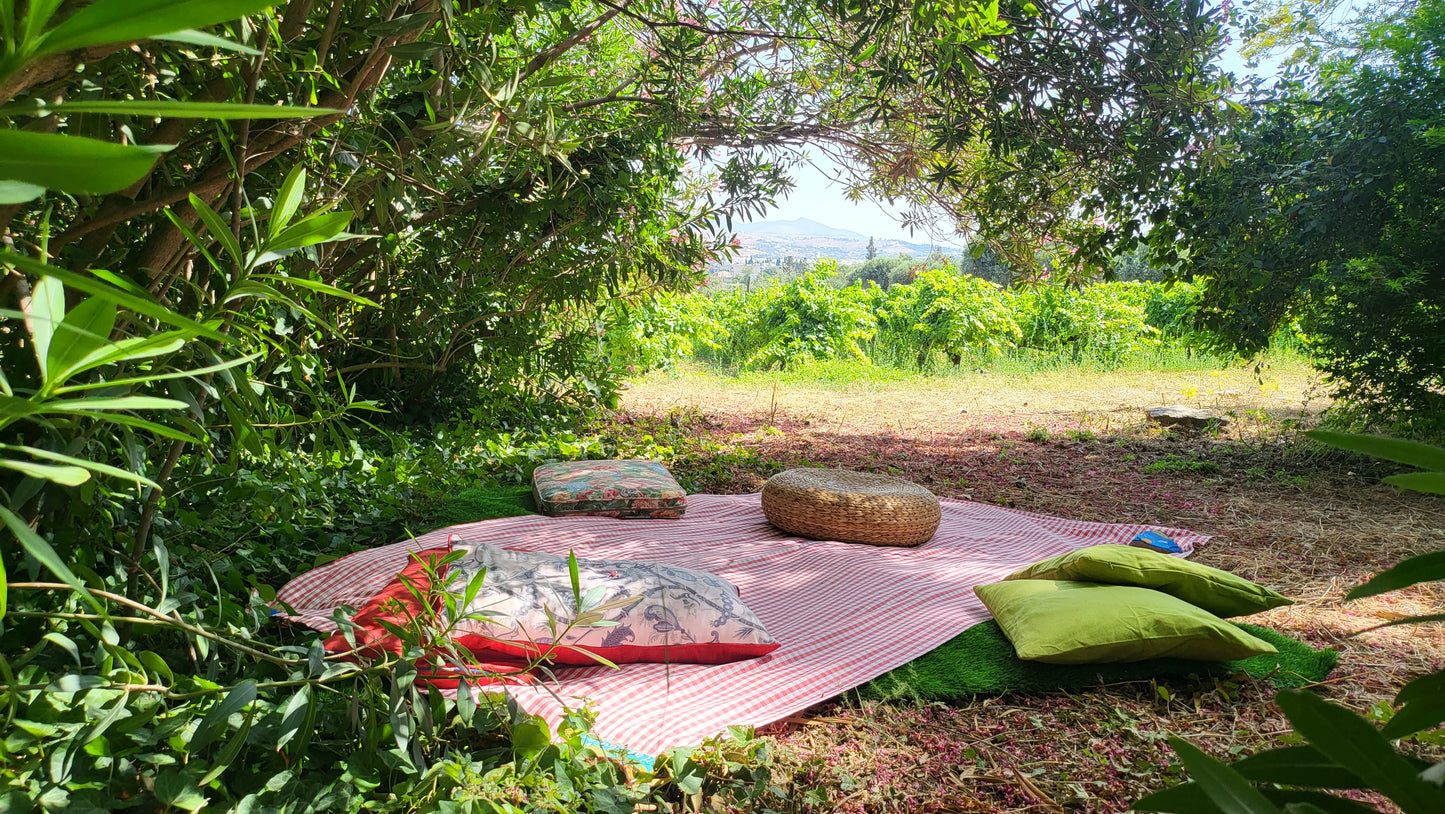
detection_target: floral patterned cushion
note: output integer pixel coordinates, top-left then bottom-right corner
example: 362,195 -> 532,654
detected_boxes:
444,540 -> 779,665
532,459 -> 687,519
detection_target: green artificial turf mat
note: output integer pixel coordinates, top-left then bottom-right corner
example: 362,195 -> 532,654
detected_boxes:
422,488 -> 1338,700
431,486 -> 537,528
858,620 -> 1338,703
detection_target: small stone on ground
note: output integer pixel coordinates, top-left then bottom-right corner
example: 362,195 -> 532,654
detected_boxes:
1145,405 -> 1231,430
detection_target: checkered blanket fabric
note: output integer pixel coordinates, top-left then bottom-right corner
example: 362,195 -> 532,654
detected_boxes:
276,493 -> 1206,755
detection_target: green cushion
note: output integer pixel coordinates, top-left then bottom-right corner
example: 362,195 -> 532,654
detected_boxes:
1004,544 -> 1292,618
974,580 -> 1279,664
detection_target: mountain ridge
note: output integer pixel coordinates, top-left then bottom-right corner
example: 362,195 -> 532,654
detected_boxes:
725,218 -> 966,264
736,217 -> 868,240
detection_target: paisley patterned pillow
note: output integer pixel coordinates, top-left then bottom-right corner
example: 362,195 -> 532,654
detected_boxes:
532,459 -> 687,519
444,541 -> 779,665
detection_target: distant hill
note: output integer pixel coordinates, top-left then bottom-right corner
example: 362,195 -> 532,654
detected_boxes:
737,218 -> 868,240
720,218 -> 966,268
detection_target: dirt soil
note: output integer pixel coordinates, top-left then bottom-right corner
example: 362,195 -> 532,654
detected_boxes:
614,363 -> 1445,813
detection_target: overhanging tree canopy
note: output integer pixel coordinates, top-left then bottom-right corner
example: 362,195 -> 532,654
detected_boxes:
1,0 -> 1228,422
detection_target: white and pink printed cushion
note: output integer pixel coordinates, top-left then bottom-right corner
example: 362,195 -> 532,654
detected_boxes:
445,540 -> 780,665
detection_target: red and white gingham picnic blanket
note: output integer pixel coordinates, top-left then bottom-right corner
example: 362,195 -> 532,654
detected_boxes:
277,493 -> 1205,756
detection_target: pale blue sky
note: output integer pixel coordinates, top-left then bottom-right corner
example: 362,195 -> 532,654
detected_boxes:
748,21 -> 1277,243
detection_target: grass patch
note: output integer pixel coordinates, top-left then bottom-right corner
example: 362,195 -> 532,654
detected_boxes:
1144,454 -> 1222,475
431,485 -> 536,528
724,357 -> 921,386
858,621 -> 1338,703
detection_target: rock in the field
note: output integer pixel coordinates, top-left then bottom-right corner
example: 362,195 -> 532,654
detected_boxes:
1146,405 -> 1231,430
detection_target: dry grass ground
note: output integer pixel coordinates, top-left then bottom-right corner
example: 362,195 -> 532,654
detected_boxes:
611,359 -> 1445,813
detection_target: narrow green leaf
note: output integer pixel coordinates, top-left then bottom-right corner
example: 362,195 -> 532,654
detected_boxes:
0,180 -> 45,204
188,193 -> 243,271
70,410 -> 203,443
19,0 -> 66,43
1275,691 -> 1443,814
387,41 -> 445,62
0,458 -> 90,485
261,210 -> 355,254
1232,745 -> 1363,788
37,0 -> 274,55
47,295 -> 118,387
26,275 -> 65,379
456,679 -> 476,726
42,632 -> 81,667
462,566 -> 487,611
55,350 -> 260,394
152,28 -> 260,53
1305,430 -> 1445,473
189,680 -> 256,752
1384,472 -> 1445,495
0,553 -> 6,620
268,165 -> 306,239
1347,551 -> 1445,600
154,537 -> 170,601
1382,678 -> 1445,740
1396,669 -> 1445,707
363,11 -> 435,37
198,714 -> 252,785
50,330 -> 188,377
86,268 -> 154,298
220,281 -> 335,334
253,274 -> 378,307
568,551 -> 581,612
275,685 -> 311,749
1354,613 -> 1445,633
0,505 -> 102,612
0,130 -> 167,195
0,252 -> 228,341
1168,737 -> 1283,814
0,394 -> 40,420
26,100 -> 341,119
34,395 -> 188,412
1,444 -> 160,489
138,651 -> 174,683
48,674 -> 105,692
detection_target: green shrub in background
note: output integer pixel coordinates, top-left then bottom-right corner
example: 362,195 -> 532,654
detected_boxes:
840,256 -> 916,290
1142,0 -> 1445,433
746,262 -> 876,370
1013,281 -> 1164,366
684,261 -> 876,371
604,292 -> 724,375
628,273 -> 1214,374
873,270 -> 1020,370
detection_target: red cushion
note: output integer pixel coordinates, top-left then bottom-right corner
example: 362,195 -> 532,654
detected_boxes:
323,543 -> 779,676
321,549 -> 533,684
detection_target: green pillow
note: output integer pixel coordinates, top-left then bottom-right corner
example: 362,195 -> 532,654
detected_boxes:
974,580 -> 1279,664
1005,544 -> 1292,618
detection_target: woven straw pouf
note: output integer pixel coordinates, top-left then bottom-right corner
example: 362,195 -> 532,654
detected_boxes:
761,468 -> 941,547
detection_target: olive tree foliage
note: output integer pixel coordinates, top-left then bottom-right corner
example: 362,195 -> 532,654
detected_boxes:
1140,0 -> 1445,430
0,0 -> 1234,575
2,0 -> 1231,423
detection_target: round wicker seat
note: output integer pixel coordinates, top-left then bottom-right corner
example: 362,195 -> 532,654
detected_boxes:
761,468 -> 941,547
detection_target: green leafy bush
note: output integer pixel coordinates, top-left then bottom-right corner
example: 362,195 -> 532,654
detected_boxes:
1143,0 -> 1445,431
1000,282 -> 1163,367
692,261 -> 877,371
874,270 -> 1020,369
617,275 -> 1241,374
